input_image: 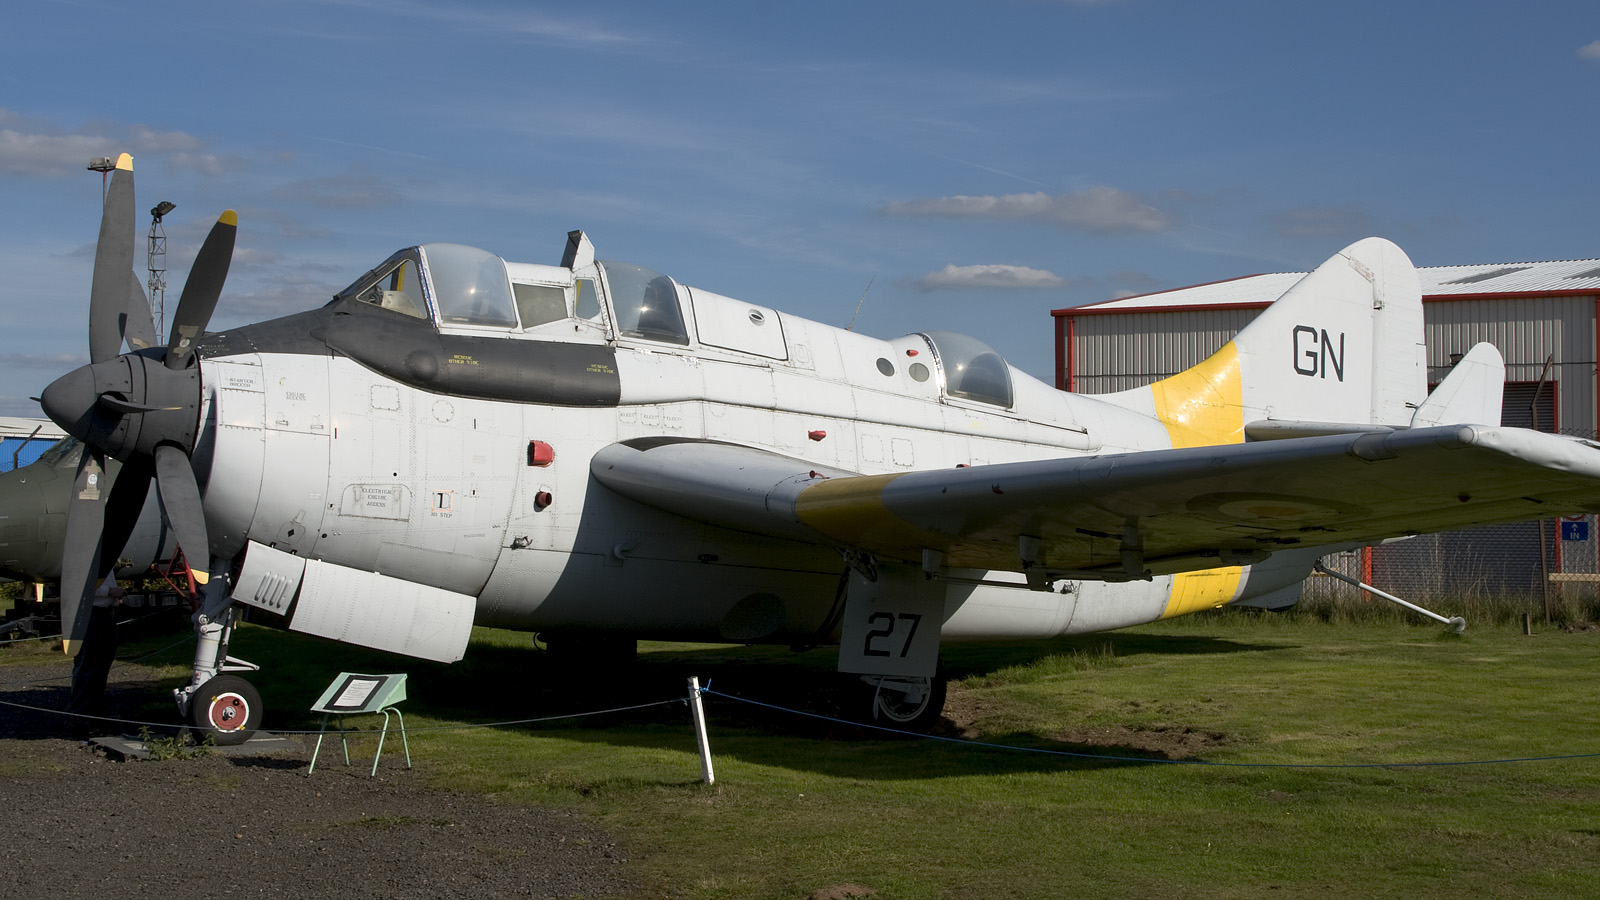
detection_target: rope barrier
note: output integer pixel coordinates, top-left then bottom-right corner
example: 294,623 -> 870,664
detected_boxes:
0,689 -> 686,737
6,655 -> 1596,770
700,688 -> 1600,770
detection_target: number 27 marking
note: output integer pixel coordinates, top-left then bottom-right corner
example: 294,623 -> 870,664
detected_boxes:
863,612 -> 922,658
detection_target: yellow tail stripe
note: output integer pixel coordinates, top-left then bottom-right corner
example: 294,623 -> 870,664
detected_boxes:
1149,340 -> 1244,448
1162,566 -> 1245,618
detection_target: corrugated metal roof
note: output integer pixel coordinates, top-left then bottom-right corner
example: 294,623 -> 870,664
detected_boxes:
1063,256 -> 1600,314
0,417 -> 64,440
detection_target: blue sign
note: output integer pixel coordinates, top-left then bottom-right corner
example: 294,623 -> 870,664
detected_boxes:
1561,521 -> 1589,542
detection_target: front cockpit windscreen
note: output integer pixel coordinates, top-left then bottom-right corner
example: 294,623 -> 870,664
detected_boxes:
599,260 -> 689,345
922,330 -> 1014,408
35,436 -> 83,468
336,249 -> 431,319
422,243 -> 518,329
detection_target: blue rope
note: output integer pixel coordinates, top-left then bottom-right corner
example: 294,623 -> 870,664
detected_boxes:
701,688 -> 1600,770
0,691 -> 685,736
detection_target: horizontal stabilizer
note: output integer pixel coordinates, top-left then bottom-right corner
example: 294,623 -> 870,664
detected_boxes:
1411,342 -> 1505,428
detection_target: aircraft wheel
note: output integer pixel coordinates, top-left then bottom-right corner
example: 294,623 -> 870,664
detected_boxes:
190,674 -> 262,746
862,670 -> 948,734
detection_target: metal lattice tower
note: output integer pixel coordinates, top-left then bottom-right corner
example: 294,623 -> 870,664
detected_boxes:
147,210 -> 169,337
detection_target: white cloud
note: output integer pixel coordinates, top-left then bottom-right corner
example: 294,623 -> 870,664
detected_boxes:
0,351 -> 89,370
0,111 -> 217,177
911,263 -> 1066,292
884,186 -> 1172,234
1581,40 -> 1600,61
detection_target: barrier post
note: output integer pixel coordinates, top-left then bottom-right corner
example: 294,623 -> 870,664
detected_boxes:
687,676 -> 714,785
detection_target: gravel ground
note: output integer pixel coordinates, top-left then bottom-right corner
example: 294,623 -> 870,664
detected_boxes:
0,662 -> 637,900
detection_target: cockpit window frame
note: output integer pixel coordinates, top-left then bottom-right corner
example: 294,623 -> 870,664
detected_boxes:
333,248 -> 434,321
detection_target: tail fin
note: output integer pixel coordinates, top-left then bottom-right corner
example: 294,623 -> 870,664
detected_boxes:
1102,238 -> 1430,448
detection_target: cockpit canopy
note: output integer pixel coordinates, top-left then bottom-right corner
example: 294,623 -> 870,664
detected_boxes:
334,245 -> 694,346
335,243 -> 523,329
600,260 -> 689,345
330,242 -> 1011,408
920,330 -> 1013,408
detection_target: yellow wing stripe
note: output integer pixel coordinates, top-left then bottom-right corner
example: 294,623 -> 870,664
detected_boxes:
1162,566 -> 1244,618
794,473 -> 924,548
1149,340 -> 1244,448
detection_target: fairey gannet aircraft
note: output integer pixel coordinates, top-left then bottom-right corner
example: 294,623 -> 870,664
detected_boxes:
31,154 -> 1600,742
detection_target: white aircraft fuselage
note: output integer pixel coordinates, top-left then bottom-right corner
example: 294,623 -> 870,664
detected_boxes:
196,239 -> 1302,659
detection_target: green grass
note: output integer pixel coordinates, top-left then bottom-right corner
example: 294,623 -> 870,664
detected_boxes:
7,607 -> 1600,899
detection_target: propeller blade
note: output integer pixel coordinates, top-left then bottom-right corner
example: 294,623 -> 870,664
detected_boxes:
165,210 -> 236,370
123,269 -> 158,352
96,458 -> 153,581
96,394 -> 181,415
59,448 -> 109,652
88,154 -> 136,365
152,443 -> 210,587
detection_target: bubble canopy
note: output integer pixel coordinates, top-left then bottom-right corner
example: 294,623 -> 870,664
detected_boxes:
423,243 -> 518,328
921,330 -> 1013,407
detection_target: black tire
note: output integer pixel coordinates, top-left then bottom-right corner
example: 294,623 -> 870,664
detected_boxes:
189,675 -> 262,746
862,670 -> 948,734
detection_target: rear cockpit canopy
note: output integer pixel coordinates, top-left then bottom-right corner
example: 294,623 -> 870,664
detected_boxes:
599,260 -> 689,346
920,330 -> 1013,408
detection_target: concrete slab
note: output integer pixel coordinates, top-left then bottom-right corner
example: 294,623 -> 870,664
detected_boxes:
91,731 -> 302,761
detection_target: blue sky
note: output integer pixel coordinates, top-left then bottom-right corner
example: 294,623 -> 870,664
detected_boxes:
2,0 -> 1596,415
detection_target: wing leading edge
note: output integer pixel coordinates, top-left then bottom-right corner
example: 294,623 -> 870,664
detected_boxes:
591,428 -> 1600,580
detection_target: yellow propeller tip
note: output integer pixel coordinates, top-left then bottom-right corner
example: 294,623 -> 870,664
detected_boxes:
219,210 -> 238,227
193,571 -> 211,586
115,153 -> 133,171
62,639 -> 77,656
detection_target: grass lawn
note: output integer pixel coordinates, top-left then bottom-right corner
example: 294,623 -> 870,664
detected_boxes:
6,604 -> 1600,899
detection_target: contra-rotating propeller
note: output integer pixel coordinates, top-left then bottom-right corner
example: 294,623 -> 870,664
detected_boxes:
39,153 -> 235,653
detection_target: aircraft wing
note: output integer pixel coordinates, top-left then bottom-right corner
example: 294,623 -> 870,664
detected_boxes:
591,426 -> 1600,578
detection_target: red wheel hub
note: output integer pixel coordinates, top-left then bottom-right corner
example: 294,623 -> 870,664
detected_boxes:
207,693 -> 250,732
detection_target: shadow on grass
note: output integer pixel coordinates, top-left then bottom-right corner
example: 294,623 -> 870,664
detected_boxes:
2,624 -> 1278,778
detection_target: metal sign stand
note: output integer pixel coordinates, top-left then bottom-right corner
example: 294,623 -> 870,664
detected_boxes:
308,673 -> 411,776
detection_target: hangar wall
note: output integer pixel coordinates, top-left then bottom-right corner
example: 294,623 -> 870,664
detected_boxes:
1052,259 -> 1600,607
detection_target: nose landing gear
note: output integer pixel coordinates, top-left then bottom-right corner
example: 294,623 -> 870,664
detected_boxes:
174,569 -> 263,746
